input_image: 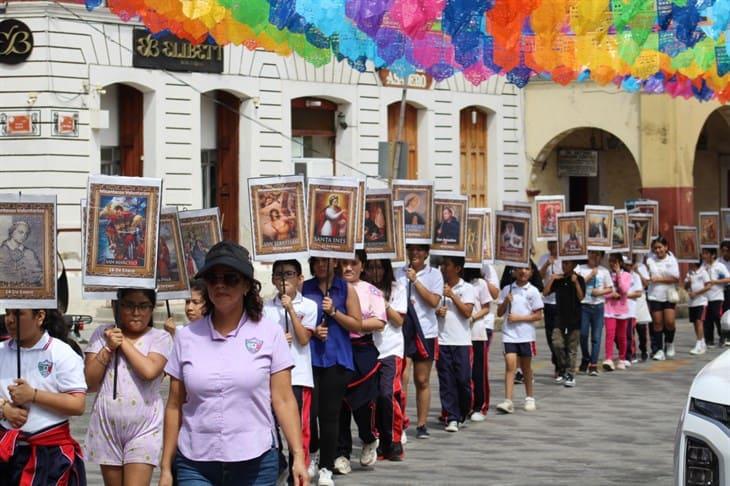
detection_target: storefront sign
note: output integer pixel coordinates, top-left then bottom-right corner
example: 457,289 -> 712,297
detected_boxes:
557,149 -> 598,177
378,69 -> 433,90
0,111 -> 40,137
0,19 -> 34,64
52,111 -> 79,137
132,29 -> 224,73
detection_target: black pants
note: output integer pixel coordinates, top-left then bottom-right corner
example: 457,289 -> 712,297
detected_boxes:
336,401 -> 377,459
543,304 -> 558,369
705,300 -> 723,345
436,345 -> 472,423
636,323 -> 649,357
311,365 -> 353,471
376,355 -> 403,451
470,329 -> 492,415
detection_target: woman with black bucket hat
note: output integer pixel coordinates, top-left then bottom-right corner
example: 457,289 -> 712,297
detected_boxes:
159,241 -> 307,486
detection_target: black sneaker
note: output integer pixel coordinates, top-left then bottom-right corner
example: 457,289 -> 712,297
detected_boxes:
640,352 -> 648,362
578,362 -> 588,373
416,425 -> 430,439
388,443 -> 404,461
513,370 -> 525,385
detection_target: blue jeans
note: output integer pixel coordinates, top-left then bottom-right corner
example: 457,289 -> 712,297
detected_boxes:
580,303 -> 604,366
175,448 -> 279,486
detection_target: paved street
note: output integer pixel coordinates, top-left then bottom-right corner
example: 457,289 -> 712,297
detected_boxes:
71,320 -> 724,486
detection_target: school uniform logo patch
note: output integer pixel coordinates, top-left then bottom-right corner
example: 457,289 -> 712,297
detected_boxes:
245,338 -> 263,354
38,360 -> 53,378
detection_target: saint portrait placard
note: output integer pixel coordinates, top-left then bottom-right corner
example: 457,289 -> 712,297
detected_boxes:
0,194 -> 57,308
612,209 -> 629,253
84,175 -> 162,289
534,195 -> 564,241
392,179 -> 433,245
364,189 -> 397,260
699,211 -> 720,249
307,177 -> 359,259
248,176 -> 308,262
502,201 -> 531,215
628,213 -> 653,253
465,209 -> 486,268
392,201 -> 406,267
355,178 -> 366,250
80,198 -> 117,300
431,195 -> 468,257
674,226 -> 699,263
721,208 -> 730,242
494,211 -> 531,268
627,199 -> 659,238
482,209 -> 493,264
585,205 -> 614,251
156,208 -> 190,300
557,212 -> 587,261
179,208 -> 222,277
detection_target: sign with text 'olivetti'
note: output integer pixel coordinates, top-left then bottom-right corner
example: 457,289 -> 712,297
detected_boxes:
132,29 -> 224,73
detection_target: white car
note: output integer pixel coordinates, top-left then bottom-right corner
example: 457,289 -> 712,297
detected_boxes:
674,350 -> 730,486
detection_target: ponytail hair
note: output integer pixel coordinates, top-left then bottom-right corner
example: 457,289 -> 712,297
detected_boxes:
35,309 -> 82,357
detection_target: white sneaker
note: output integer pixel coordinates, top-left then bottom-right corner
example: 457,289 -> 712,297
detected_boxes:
616,360 -> 626,370
317,468 -> 335,486
445,420 -> 459,432
621,360 -> 632,368
333,456 -> 351,475
496,399 -> 514,414
400,431 -> 408,445
553,374 -> 565,384
602,359 -> 615,371
308,451 -> 320,480
470,411 -> 487,422
652,349 -> 666,361
666,343 -> 676,358
359,439 -> 378,467
690,343 -> 705,355
524,397 -> 536,412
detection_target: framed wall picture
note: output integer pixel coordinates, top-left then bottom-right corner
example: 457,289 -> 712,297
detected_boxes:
494,211 -> 531,268
502,201 -> 531,215
699,211 -> 720,248
534,195 -> 564,241
52,111 -> 79,137
364,189 -> 397,260
84,175 -> 162,289
80,198 -> 117,300
392,179 -> 433,245
557,212 -> 587,261
721,208 -> 730,241
674,226 -> 699,263
307,177 -> 359,259
628,213 -> 653,253
0,194 -> 57,308
0,110 -> 40,137
585,205 -> 614,251
248,176 -> 308,262
156,208 -> 190,300
431,195 -> 468,256
612,209 -> 629,253
482,209 -> 493,264
392,201 -> 406,267
179,208 -> 222,277
465,209 -> 486,268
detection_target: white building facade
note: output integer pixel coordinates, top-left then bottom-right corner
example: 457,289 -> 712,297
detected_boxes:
0,1 -> 528,313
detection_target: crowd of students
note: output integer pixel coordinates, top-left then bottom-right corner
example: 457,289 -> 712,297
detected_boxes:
1,237 -> 728,486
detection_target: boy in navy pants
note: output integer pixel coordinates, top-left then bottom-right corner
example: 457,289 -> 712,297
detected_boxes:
435,256 -> 476,432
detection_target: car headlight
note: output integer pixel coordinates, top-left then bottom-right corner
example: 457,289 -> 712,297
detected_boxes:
686,437 -> 719,486
690,398 -> 730,429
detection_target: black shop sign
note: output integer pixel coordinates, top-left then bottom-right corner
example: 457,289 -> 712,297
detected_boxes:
133,29 -> 223,73
0,19 -> 34,65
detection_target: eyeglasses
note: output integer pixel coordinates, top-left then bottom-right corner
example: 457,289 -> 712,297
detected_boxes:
119,301 -> 154,313
202,272 -> 243,287
273,270 -> 298,280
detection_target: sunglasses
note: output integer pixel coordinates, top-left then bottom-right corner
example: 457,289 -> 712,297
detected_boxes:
119,301 -> 154,313
202,272 -> 243,287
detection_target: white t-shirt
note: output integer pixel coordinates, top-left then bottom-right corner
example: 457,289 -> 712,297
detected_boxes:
719,256 -> 730,275
537,253 -> 562,305
437,279 -> 476,346
686,267 -> 711,307
576,265 -> 613,305
481,263 -> 500,331
646,254 -> 680,302
396,265 -> 444,339
375,281 -> 407,359
263,293 -> 317,388
626,272 -> 644,319
704,260 -> 727,302
469,278 -> 492,341
0,332 -> 86,433
498,282 -> 544,343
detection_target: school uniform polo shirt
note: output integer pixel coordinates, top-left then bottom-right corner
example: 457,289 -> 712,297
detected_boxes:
469,278 -> 492,341
705,260 -> 727,302
482,263 -> 500,331
374,281 -> 407,359
498,282 -> 544,344
646,254 -> 680,302
576,265 -> 613,305
0,332 -> 86,433
396,265 -> 444,339
537,253 -> 562,305
164,314 -> 293,462
438,279 -> 476,346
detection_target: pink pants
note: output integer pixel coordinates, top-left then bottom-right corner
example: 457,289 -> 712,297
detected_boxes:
604,317 -> 628,361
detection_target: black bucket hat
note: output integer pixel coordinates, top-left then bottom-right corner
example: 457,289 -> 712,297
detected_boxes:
194,241 -> 255,280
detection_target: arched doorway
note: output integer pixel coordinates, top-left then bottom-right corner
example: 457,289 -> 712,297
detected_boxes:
99,83 -> 144,177
693,108 -> 730,215
531,127 -> 641,211
291,97 -> 338,176
201,90 -> 242,242
388,102 -> 418,179
460,107 -> 488,207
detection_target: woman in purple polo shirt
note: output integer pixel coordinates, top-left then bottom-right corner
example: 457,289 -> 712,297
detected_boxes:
303,257 -> 361,486
159,242 -> 307,486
